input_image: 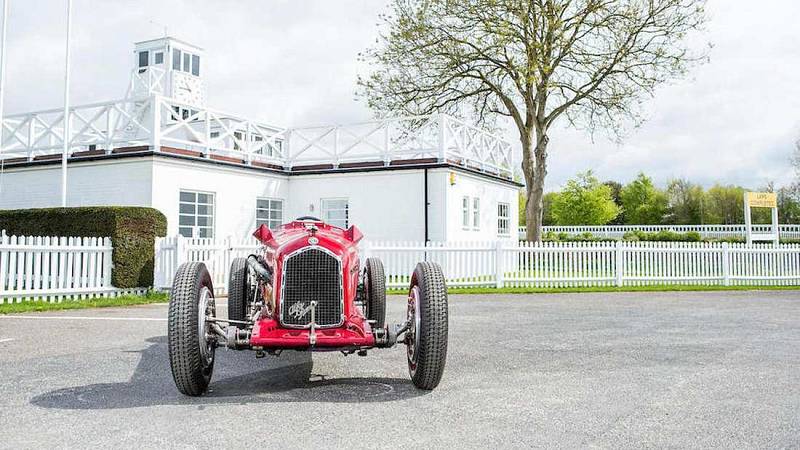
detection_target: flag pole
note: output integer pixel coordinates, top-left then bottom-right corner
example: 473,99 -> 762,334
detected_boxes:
60,0 -> 72,207
0,0 -> 8,199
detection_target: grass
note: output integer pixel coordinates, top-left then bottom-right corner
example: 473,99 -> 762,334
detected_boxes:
0,291 -> 169,314
387,284 -> 800,295
1,283 -> 797,314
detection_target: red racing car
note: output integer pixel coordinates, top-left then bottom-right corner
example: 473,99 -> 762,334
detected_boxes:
167,217 -> 449,396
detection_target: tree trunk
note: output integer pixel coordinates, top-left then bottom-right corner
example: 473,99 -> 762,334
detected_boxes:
523,130 -> 548,242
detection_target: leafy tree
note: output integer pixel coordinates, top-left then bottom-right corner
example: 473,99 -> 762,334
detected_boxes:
518,191 -> 527,227
359,0 -> 708,241
665,178 -> 704,224
621,173 -> 668,224
542,192 -> 559,226
777,186 -> 800,224
550,171 -> 619,225
603,180 -> 625,224
704,184 -> 744,224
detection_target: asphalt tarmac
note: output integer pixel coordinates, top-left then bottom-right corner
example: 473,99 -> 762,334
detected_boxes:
0,290 -> 798,448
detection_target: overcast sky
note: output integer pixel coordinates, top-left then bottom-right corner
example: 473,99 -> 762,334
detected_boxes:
3,0 -> 799,191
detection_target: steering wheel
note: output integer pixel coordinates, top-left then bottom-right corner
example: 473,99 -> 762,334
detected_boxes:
295,216 -> 321,222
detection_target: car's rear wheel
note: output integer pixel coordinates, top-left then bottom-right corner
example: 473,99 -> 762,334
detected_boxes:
168,262 -> 217,396
406,261 -> 448,390
364,257 -> 386,328
228,257 -> 249,322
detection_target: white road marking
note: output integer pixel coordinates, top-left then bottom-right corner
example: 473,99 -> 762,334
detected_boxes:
0,315 -> 167,322
0,338 -> 14,343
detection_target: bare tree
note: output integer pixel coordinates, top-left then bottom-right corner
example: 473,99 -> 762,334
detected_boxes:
359,0 -> 708,241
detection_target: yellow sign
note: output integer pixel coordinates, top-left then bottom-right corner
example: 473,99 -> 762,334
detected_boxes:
746,192 -> 777,208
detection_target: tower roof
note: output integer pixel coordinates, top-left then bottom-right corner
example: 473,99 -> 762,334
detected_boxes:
134,36 -> 203,53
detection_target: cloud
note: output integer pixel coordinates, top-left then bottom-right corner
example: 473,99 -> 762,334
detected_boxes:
2,0 -> 798,192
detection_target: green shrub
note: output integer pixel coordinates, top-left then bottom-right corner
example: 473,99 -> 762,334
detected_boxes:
0,207 -> 167,288
622,230 -> 702,242
542,231 -> 605,242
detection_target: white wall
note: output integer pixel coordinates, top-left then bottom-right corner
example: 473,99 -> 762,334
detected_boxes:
0,159 -> 153,209
288,170 -> 429,241
151,158 -> 289,238
443,169 -> 520,241
0,156 -> 519,243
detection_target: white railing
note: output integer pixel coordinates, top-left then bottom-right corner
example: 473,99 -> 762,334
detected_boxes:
126,66 -> 167,99
519,225 -> 800,240
1,97 -> 153,159
287,114 -> 513,176
153,96 -> 288,166
0,232 -> 141,303
1,96 -> 514,177
154,236 -> 800,293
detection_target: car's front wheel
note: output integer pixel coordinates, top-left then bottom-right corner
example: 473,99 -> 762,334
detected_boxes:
168,262 -> 217,396
406,261 -> 448,390
227,257 -> 249,322
364,257 -> 386,328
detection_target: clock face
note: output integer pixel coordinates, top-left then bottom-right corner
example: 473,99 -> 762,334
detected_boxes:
172,72 -> 204,106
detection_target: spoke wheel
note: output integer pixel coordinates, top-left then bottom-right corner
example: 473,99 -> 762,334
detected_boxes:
406,285 -> 422,376
197,286 -> 216,367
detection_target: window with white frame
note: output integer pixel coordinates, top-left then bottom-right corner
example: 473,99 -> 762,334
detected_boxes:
472,198 -> 481,229
462,196 -> 470,229
154,51 -> 164,64
138,50 -> 149,68
179,190 -> 215,238
256,198 -> 283,230
173,49 -> 181,70
497,202 -> 510,236
172,49 -> 201,76
321,198 -> 349,228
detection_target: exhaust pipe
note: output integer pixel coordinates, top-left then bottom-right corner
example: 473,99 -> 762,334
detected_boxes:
247,255 -> 272,284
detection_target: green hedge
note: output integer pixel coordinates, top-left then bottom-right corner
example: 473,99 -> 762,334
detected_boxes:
0,207 -> 167,288
622,230 -> 702,242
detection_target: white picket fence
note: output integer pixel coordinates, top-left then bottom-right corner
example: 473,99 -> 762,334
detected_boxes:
154,236 -> 800,294
521,224 -> 800,240
0,232 -> 142,303
365,240 -> 800,288
154,235 -> 260,294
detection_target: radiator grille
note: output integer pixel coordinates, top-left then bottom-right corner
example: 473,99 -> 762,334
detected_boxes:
281,248 -> 342,327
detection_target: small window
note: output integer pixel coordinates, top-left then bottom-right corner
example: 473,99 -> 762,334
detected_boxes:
183,52 -> 191,72
472,198 -> 480,229
138,50 -> 149,68
461,196 -> 470,229
497,202 -> 510,236
191,54 -> 200,76
172,49 -> 181,70
256,198 -> 284,230
154,52 -> 164,64
210,131 -> 220,139
321,198 -> 349,229
178,190 -> 215,238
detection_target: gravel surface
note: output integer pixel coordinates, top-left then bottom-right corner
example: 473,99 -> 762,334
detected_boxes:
0,290 -> 798,448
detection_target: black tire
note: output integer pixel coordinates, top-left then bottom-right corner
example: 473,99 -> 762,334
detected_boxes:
407,261 -> 448,390
168,262 -> 216,396
364,257 -> 386,328
228,257 -> 249,322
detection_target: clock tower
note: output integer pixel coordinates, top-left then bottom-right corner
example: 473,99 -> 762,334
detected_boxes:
132,37 -> 206,107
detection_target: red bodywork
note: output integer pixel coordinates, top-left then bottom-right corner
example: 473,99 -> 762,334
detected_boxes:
248,220 -> 375,350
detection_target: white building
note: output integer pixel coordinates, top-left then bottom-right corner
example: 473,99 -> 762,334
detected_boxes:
0,37 -> 520,242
